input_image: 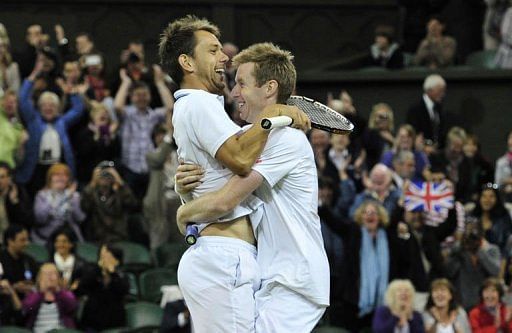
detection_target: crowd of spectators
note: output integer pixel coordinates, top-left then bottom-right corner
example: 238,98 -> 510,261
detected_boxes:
0,10 -> 511,332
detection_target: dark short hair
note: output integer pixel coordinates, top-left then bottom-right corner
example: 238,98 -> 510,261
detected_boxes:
4,224 -> 26,245
129,81 -> 150,95
48,226 -> 78,255
0,161 -> 12,176
375,25 -> 395,43
99,243 -> 124,265
480,277 -> 504,299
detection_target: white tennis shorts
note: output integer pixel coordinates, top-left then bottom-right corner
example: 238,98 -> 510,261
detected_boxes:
255,281 -> 326,333
177,236 -> 260,333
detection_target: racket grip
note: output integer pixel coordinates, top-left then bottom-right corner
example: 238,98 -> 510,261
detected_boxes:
185,224 -> 199,245
260,116 -> 293,130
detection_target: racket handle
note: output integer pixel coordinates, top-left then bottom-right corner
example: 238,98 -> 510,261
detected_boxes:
260,116 -> 293,130
185,224 -> 199,245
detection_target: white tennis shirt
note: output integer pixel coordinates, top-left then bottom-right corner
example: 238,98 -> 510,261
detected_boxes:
250,126 -> 330,306
172,89 -> 261,226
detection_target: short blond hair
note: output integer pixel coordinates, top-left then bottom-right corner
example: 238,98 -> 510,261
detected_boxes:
38,91 -> 60,107
36,263 -> 60,289
385,279 -> 416,314
233,42 -> 296,104
369,103 -> 394,132
354,200 -> 389,228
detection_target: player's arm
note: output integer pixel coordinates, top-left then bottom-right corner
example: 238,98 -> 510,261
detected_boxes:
215,104 -> 310,176
176,171 -> 263,235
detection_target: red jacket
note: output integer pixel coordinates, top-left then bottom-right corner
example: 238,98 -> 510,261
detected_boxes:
470,303 -> 512,333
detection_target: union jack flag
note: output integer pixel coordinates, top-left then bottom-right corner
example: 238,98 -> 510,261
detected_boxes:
404,181 -> 454,213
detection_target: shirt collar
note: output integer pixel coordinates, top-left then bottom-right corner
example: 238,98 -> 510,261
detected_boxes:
174,89 -> 224,105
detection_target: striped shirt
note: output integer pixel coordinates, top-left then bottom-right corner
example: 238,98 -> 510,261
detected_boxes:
33,301 -> 62,333
120,105 -> 166,173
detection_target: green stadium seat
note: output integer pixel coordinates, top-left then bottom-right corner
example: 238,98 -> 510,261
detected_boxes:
139,268 -> 178,303
154,242 -> 187,270
466,50 -> 497,69
76,242 -> 99,263
47,329 -> 83,333
125,302 -> 163,330
125,271 -> 139,302
25,242 -> 49,263
113,241 -> 153,273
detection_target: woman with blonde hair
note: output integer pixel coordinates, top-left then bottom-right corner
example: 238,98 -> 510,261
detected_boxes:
32,163 -> 85,244
365,103 -> 396,169
373,279 -> 425,332
422,278 -> 470,333
22,263 -> 78,332
0,24 -> 20,95
321,200 -> 393,330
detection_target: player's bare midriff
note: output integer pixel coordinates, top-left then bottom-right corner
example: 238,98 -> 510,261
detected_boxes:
200,216 -> 255,245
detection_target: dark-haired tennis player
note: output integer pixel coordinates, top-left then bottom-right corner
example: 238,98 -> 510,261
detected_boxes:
176,42 -> 329,333
159,15 -> 309,333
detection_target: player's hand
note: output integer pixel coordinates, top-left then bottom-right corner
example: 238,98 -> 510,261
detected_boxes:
175,163 -> 204,196
260,104 -> 311,132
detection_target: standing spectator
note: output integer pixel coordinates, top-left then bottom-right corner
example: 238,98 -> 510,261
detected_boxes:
22,263 -> 78,332
17,24 -> 44,79
373,279 -> 425,333
469,278 -> 512,331
463,134 -> 495,202
0,90 -> 28,169
32,163 -> 85,245
77,244 -> 129,331
365,25 -> 404,69
422,278 -> 471,333
364,103 -> 395,170
75,101 -> 120,186
114,66 -> 173,200
310,129 -> 339,183
495,130 -> 512,203
80,161 -> 138,243
54,25 -> 99,63
445,223 -> 501,310
0,162 -> 33,243
82,54 -> 110,103
0,29 -> 20,95
16,58 -> 85,197
413,16 -> 457,69
381,124 -> 430,181
495,5 -> 512,68
0,225 -> 38,298
143,124 -> 181,249
406,74 -> 448,149
49,227 -> 86,291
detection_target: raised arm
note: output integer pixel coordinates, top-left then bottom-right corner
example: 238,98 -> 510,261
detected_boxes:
215,104 -> 310,176
113,69 -> 132,117
153,64 -> 174,112
176,171 -> 264,234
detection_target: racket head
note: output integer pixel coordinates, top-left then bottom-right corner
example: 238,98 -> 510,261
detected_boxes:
286,95 -> 354,134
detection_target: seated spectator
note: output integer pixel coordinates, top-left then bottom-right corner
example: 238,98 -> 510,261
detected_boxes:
22,263 -> 78,332
77,244 -> 129,331
75,101 -> 120,186
365,24 -> 404,69
445,222 -> 501,310
320,200 -> 392,331
367,102 -> 396,163
82,54 -> 111,102
391,150 -> 418,188
413,16 -> 457,69
49,226 -> 86,291
349,163 -> 401,218
0,27 -> 20,94
0,225 -> 38,297
114,66 -> 173,200
495,130 -> 512,203
495,6 -> 512,69
310,128 -> 340,183
469,278 -> 512,331
80,161 -> 138,243
143,124 -> 181,249
468,184 -> 512,263
0,278 -> 22,326
381,124 -> 429,181
429,127 -> 472,203
33,163 -> 86,245
0,90 -> 28,169
0,162 -> 33,243
372,279 -> 425,333
16,58 -> 85,197
463,134 -> 494,202
422,278 -> 471,333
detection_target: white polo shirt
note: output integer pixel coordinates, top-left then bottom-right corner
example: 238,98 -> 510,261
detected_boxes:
250,126 -> 330,306
172,89 -> 261,226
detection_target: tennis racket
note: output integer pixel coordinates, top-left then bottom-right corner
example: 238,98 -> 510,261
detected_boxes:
261,95 -> 354,134
185,224 -> 199,245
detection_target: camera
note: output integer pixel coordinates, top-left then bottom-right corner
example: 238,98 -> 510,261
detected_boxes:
96,161 -> 115,181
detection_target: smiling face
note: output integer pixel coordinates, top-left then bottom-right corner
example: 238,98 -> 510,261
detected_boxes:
432,285 -> 452,308
482,285 -> 500,308
480,188 -> 497,212
54,233 -> 73,257
397,128 -> 414,150
231,62 -> 269,123
361,203 -> 380,232
189,30 -> 228,95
